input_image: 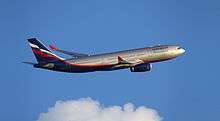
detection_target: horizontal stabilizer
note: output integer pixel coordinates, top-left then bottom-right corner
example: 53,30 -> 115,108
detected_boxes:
22,61 -> 37,65
49,44 -> 89,58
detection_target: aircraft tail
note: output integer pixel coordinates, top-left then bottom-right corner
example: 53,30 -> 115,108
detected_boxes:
27,38 -> 64,63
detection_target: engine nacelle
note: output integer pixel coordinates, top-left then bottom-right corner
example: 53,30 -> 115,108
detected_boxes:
130,63 -> 152,72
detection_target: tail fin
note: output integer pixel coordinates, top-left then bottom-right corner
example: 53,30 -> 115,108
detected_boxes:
27,38 -> 64,63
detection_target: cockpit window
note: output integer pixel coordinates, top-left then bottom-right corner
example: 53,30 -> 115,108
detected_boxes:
177,47 -> 181,49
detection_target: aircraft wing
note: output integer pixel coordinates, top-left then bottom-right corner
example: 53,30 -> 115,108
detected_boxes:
49,44 -> 89,58
117,56 -> 145,66
129,59 -> 145,66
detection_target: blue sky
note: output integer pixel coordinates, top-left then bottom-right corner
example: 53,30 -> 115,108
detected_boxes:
1,0 -> 220,121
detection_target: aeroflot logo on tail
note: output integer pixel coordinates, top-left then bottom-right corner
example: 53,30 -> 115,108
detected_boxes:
29,42 -> 54,57
32,49 -> 54,58
29,42 -> 64,60
29,43 -> 39,49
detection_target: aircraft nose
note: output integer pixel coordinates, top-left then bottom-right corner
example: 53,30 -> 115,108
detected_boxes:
179,48 -> 185,54
180,48 -> 186,54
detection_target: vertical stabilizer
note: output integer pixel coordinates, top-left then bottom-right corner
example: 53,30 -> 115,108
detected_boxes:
27,38 -> 64,63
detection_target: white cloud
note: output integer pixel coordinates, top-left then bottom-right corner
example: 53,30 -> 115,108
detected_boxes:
37,98 -> 162,121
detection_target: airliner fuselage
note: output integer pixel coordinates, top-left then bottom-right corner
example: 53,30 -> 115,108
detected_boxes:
25,38 -> 185,73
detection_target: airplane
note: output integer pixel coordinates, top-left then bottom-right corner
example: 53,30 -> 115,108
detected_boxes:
24,38 -> 185,73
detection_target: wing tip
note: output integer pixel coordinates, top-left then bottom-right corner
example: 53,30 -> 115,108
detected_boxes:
49,44 -> 59,50
118,56 -> 124,62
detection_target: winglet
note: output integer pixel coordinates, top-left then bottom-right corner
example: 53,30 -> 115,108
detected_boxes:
49,44 -> 59,50
118,56 -> 130,64
118,56 -> 124,63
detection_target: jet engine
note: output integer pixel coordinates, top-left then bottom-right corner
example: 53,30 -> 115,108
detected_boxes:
130,63 -> 152,72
